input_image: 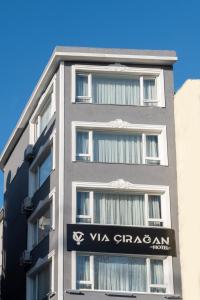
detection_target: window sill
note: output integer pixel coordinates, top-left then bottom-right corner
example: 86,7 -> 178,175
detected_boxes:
72,102 -> 165,108
73,160 -> 168,167
105,292 -> 136,298
65,289 -> 85,295
164,296 -> 182,300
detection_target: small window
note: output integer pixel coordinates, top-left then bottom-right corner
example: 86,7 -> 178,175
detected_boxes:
32,263 -> 51,300
37,149 -> 53,188
76,74 -> 90,102
145,135 -> 160,165
76,131 -> 90,161
33,205 -> 52,246
148,195 -> 163,227
76,192 -> 91,223
150,260 -> 166,293
143,78 -> 157,106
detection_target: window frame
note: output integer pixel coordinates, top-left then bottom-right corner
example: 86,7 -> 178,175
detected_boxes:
26,250 -> 55,300
30,75 -> 56,144
72,120 -> 168,166
72,181 -> 170,228
71,252 -> 173,295
27,188 -> 56,251
29,130 -> 56,197
71,65 -> 165,107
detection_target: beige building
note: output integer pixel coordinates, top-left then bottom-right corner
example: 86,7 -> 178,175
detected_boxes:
175,79 -> 200,300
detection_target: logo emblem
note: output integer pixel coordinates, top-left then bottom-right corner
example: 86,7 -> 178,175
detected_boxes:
73,231 -> 84,245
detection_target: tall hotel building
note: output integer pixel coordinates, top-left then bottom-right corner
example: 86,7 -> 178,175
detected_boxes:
0,47 -> 182,300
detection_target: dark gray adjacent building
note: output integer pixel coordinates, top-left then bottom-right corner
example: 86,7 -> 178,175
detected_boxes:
0,47 -> 182,300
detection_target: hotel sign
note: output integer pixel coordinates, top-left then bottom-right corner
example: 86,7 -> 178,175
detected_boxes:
67,224 -> 176,256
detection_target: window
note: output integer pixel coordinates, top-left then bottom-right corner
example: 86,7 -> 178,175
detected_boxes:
30,76 -> 56,144
36,149 -> 53,189
76,254 -> 167,294
27,252 -> 55,300
73,65 -> 165,106
32,263 -> 51,300
33,206 -> 52,246
76,191 -> 164,227
36,97 -> 52,138
28,189 -> 55,251
76,130 -> 160,165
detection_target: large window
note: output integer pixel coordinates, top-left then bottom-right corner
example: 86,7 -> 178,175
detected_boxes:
76,130 -> 160,165
76,191 -> 164,227
75,72 -> 159,106
76,254 -> 167,294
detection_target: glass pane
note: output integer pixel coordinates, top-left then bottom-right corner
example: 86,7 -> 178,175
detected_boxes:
144,79 -> 156,100
150,260 -> 164,285
76,75 -> 88,97
148,195 -> 162,219
38,206 -> 51,243
77,192 -> 90,216
146,135 -> 159,158
92,75 -> 140,105
76,217 -> 91,223
38,151 -> 52,187
94,256 -> 146,292
93,132 -> 142,164
38,263 -> 50,300
94,193 -> 145,226
76,256 -> 90,289
40,97 -> 52,134
76,132 -> 89,160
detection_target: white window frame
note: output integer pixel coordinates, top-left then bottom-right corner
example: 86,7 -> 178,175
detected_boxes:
72,180 -> 171,228
27,188 -> 56,251
72,120 -> 168,166
30,75 -> 56,144
26,250 -> 55,300
71,65 -> 165,107
29,130 -> 56,197
71,252 -> 173,295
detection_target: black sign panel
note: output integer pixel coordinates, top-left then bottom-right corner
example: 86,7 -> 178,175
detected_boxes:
67,224 -> 176,256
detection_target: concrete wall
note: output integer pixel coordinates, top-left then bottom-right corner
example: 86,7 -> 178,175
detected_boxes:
174,80 -> 200,300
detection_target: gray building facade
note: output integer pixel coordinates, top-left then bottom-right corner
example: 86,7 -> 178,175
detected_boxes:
0,47 -> 181,300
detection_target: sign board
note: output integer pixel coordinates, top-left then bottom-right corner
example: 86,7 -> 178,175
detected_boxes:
67,224 -> 176,256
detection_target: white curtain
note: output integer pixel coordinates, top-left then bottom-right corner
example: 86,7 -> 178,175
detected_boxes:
93,133 -> 142,164
77,256 -> 90,289
94,256 -> 146,292
92,76 -> 140,105
150,260 -> 164,285
149,195 -> 161,219
77,192 -> 90,216
94,193 -> 145,226
146,135 -> 158,157
144,79 -> 156,100
77,132 -> 89,160
76,75 -> 88,96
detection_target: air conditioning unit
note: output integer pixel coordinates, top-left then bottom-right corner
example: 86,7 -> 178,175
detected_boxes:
24,145 -> 35,162
21,197 -> 33,213
20,250 -> 32,265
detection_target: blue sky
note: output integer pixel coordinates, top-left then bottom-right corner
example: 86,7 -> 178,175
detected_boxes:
0,0 -> 199,202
